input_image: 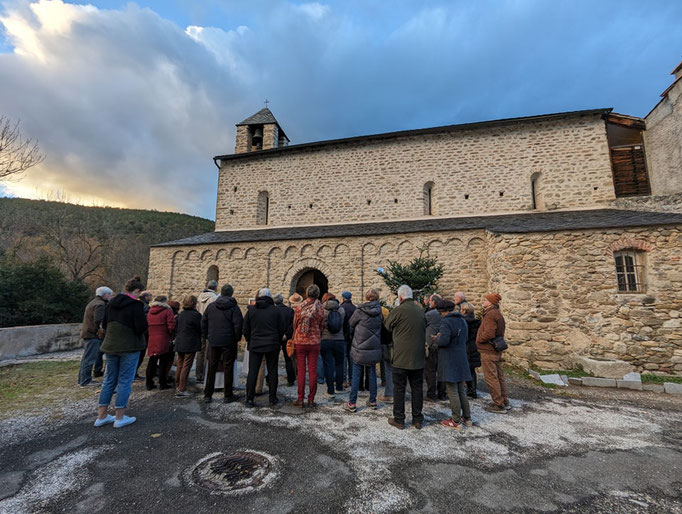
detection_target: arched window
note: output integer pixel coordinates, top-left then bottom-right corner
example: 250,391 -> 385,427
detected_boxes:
257,191 -> 269,225
614,249 -> 646,293
206,265 -> 219,284
530,172 -> 545,210
423,182 -> 434,215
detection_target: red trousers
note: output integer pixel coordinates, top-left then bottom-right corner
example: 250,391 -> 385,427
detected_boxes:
295,343 -> 320,403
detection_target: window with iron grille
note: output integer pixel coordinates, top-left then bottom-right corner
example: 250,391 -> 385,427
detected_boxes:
614,250 -> 646,293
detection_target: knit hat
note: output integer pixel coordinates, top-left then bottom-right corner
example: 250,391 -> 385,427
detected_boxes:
435,299 -> 455,312
342,291 -> 352,300
485,293 -> 502,305
289,293 -> 303,307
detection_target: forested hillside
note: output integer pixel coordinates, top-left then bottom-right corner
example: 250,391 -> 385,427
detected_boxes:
0,197 -> 213,292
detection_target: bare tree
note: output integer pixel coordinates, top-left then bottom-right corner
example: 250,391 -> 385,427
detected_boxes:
0,116 -> 45,179
42,205 -> 107,283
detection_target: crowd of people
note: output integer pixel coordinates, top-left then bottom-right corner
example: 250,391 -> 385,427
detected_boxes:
80,276 -> 509,430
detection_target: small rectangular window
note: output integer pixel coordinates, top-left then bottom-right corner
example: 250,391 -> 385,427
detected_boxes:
614,250 -> 645,293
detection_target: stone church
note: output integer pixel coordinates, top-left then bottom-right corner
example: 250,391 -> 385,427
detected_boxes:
149,63 -> 682,374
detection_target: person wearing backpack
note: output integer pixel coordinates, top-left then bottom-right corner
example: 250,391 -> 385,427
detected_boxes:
320,293 -> 346,398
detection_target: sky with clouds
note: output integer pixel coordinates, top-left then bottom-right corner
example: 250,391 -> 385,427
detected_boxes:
0,0 -> 680,219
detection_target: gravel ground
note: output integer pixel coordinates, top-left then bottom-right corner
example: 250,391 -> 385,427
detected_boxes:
1,363 -> 681,513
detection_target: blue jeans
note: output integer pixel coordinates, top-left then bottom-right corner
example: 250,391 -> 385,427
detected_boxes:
98,352 -> 138,409
321,340 -> 345,394
78,338 -> 101,385
384,360 -> 394,397
316,354 -> 325,383
349,361 -> 377,405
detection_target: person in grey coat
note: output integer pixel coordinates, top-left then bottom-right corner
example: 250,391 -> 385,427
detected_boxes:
344,289 -> 383,412
424,294 -> 446,401
434,299 -> 472,430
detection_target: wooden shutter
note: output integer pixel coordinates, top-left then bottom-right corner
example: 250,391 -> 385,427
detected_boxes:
611,145 -> 651,197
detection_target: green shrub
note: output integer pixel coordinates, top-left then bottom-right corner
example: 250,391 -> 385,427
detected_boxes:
0,254 -> 90,327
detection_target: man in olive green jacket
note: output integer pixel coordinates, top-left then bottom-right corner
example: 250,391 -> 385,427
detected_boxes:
384,285 -> 426,429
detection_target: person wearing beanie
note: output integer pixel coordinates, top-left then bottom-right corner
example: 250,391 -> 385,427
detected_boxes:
476,292 -> 508,413
340,291 -> 356,387
433,299 -> 472,430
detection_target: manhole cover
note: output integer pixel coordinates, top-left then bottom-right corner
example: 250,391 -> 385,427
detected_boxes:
187,450 -> 278,495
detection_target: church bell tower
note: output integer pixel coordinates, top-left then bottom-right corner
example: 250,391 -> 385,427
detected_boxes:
234,107 -> 289,154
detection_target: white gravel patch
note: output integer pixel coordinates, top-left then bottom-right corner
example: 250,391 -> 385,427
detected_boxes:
204,384 -> 681,513
0,446 -> 110,514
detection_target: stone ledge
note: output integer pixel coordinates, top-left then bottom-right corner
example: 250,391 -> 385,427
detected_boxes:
664,382 -> 682,395
582,377 -> 617,388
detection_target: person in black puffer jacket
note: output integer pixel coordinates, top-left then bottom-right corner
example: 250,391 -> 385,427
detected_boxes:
95,276 -> 148,429
243,288 -> 286,407
174,295 -> 203,398
344,289 -> 383,412
201,284 -> 243,403
461,302 -> 482,398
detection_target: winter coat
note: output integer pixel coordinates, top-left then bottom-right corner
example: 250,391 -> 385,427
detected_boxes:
276,303 -> 295,342
425,308 -> 442,349
80,295 -> 106,339
349,300 -> 383,366
174,308 -> 203,353
243,296 -> 286,353
147,302 -> 176,356
383,298 -> 426,370
100,293 -> 148,354
321,299 -> 346,342
340,300 -> 357,341
201,296 -> 244,348
435,312 -> 472,383
476,305 -> 506,354
197,290 -> 218,315
293,298 -> 325,345
463,313 -> 481,368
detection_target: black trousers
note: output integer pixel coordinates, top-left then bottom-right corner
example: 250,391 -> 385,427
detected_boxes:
466,366 -> 478,394
146,352 -> 173,388
281,340 -> 296,384
136,333 -> 149,374
392,367 -> 424,425
204,345 -> 237,399
247,349 -> 279,402
425,347 -> 447,399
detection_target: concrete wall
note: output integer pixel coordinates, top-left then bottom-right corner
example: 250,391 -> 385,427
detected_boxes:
148,224 -> 682,374
644,78 -> 682,195
0,323 -> 82,360
216,112 -> 616,230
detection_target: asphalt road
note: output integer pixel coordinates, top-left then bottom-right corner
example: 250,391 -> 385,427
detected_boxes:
1,377 -> 681,513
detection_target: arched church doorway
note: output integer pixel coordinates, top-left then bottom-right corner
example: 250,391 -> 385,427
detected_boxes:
206,265 -> 219,284
293,268 -> 329,298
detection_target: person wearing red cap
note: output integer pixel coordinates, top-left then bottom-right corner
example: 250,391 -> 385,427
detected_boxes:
476,293 -> 509,413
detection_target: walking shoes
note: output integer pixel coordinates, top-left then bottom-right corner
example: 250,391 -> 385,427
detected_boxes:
113,415 -> 136,428
93,414 -> 116,427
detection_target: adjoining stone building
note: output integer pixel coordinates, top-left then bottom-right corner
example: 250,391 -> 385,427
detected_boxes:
149,64 -> 682,374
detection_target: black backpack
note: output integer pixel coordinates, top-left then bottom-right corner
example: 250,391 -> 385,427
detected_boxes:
327,310 -> 343,334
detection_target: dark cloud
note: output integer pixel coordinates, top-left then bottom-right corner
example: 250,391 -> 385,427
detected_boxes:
0,0 -> 680,218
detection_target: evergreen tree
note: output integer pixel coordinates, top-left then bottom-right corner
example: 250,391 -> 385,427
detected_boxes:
0,254 -> 90,327
375,246 -> 443,301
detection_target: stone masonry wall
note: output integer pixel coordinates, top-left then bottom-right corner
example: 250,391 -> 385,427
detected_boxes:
148,230 -> 489,310
644,78 -> 682,196
488,225 -> 682,374
216,112 -> 616,230
149,224 -> 682,374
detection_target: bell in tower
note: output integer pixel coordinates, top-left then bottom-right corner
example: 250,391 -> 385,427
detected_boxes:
234,106 -> 289,154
